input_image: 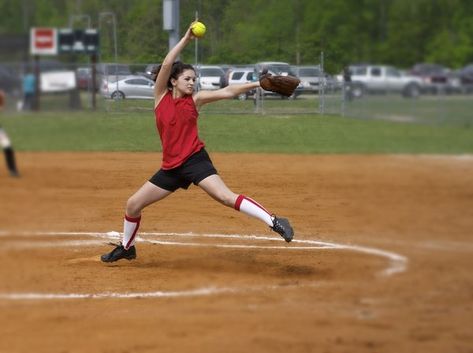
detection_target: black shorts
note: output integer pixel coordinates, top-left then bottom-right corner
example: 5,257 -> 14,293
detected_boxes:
149,148 -> 218,192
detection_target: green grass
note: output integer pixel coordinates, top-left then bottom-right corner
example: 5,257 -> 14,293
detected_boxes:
1,109 -> 472,154
345,95 -> 473,126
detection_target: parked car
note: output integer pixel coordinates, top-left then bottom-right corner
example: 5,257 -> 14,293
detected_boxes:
290,65 -> 341,95
100,75 -> 155,99
219,64 -> 234,87
0,64 -> 21,96
227,67 -> 255,100
76,67 -> 91,90
456,63 -> 473,93
255,61 -> 296,77
409,63 -> 458,93
96,63 -> 132,85
292,66 -> 322,94
196,65 -> 225,91
142,63 -> 159,80
347,64 -> 422,98
76,67 -> 101,91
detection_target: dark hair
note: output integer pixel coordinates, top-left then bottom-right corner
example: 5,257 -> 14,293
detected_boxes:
151,61 -> 195,89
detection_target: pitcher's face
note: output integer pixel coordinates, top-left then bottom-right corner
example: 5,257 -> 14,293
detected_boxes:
172,69 -> 197,96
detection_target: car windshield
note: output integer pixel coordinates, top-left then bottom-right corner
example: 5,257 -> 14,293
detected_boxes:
268,64 -> 290,74
298,68 -> 320,76
200,68 -> 223,76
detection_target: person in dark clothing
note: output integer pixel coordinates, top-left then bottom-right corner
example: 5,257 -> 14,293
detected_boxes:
0,90 -> 20,177
343,66 -> 353,101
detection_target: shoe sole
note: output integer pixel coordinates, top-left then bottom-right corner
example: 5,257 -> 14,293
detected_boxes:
100,254 -> 136,263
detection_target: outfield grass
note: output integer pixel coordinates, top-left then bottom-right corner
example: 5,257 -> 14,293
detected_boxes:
1,109 -> 472,154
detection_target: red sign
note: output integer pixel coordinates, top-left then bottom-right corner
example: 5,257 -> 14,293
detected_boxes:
30,27 -> 58,55
35,29 -> 54,48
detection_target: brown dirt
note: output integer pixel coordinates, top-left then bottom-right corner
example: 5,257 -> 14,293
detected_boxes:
0,152 -> 472,353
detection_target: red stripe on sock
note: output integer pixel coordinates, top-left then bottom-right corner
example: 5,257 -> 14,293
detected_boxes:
124,214 -> 141,250
234,194 -> 244,211
125,219 -> 140,250
125,214 -> 141,223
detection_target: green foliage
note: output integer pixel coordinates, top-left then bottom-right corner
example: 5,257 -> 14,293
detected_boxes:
2,0 -> 473,70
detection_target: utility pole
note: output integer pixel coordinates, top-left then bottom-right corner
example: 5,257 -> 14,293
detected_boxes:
163,0 -> 180,55
99,12 -> 118,98
69,14 -> 91,29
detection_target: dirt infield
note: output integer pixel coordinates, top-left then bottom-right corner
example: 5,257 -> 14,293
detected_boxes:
0,152 -> 472,353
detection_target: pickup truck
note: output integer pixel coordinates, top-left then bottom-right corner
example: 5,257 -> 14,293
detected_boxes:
347,65 -> 422,98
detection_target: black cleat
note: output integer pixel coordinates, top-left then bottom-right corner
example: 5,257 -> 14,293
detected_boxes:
271,215 -> 294,242
101,243 -> 136,263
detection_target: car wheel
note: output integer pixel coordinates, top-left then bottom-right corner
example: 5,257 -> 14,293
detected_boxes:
237,93 -> 247,101
403,83 -> 420,98
351,83 -> 365,98
111,91 -> 125,100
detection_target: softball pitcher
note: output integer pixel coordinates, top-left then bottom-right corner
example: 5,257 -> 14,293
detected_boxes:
101,22 -> 294,262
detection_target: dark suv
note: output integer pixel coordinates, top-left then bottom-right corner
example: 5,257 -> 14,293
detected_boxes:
409,63 -> 458,93
0,64 -> 21,96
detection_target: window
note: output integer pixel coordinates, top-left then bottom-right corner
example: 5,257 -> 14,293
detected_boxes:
231,72 -> 244,80
370,67 -> 381,77
386,67 -> 400,77
352,67 -> 367,75
200,68 -> 224,77
126,79 -> 149,85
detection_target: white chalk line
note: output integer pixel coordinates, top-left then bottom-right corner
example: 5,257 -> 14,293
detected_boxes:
0,230 -> 408,301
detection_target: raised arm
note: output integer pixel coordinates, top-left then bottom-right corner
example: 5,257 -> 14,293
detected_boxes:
154,24 -> 196,105
194,81 -> 261,109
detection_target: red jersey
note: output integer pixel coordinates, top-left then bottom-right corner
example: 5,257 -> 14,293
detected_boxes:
154,91 -> 205,169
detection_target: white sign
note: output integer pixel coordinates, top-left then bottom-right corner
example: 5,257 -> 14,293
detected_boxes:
30,27 -> 58,55
40,71 -> 77,92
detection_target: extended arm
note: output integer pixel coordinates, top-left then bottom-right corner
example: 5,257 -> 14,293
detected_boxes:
194,81 -> 260,109
154,24 -> 195,104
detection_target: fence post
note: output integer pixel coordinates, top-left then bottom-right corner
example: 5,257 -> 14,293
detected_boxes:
319,51 -> 325,115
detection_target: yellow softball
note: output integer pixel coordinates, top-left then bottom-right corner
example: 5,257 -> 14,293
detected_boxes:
191,22 -> 206,38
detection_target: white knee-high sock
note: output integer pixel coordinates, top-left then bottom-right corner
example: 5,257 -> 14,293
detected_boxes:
122,214 -> 141,249
234,195 -> 273,227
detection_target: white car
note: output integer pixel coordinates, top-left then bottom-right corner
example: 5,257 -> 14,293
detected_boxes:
255,61 -> 295,76
196,65 -> 225,91
227,67 -> 255,100
292,66 -> 323,94
100,75 -> 155,99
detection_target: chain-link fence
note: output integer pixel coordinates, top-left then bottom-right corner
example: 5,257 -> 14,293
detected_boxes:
3,59 -> 472,127
1,60 -> 346,116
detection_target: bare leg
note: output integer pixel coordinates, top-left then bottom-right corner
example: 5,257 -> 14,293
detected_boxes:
122,181 -> 171,249
101,182 -> 173,261
126,181 -> 172,218
197,174 -> 238,208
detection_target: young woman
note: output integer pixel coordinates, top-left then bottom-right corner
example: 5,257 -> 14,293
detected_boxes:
101,23 -> 293,262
